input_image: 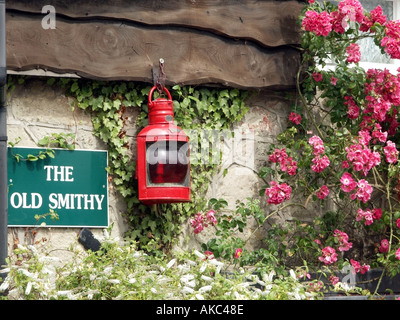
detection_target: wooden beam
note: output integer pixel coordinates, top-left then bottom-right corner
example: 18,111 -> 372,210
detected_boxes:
6,12 -> 301,89
6,0 -> 304,48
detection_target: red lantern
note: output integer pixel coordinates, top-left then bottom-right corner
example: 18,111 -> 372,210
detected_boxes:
136,86 -> 191,205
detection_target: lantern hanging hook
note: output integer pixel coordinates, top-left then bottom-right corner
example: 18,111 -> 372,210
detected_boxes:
155,58 -> 166,95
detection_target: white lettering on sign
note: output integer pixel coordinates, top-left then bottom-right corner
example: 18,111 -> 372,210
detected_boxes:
49,193 -> 105,210
10,192 -> 43,209
44,165 -> 74,182
9,163 -> 106,214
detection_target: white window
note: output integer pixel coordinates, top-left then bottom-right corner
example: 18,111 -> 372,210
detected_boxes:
358,0 -> 399,73
316,0 -> 400,73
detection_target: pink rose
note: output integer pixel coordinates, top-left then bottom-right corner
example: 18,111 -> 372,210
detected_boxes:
340,172 -> 357,193
318,246 -> 337,265
317,185 -> 329,200
289,112 -> 302,125
379,239 -> 389,253
346,43 -> 361,63
312,72 -> 323,82
396,248 -> 400,260
234,248 -> 242,259
265,181 -> 292,205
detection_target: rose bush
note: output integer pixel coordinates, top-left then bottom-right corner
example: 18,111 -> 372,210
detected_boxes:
191,0 -> 400,296
272,0 -> 400,292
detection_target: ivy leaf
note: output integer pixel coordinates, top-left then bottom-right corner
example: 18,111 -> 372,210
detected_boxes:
148,220 -> 157,233
38,136 -> 50,146
27,154 -> 38,161
70,81 -> 79,93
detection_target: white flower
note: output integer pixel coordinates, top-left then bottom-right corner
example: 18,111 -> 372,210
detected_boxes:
181,286 -> 194,294
0,278 -> 9,292
185,259 -> 197,266
252,287 -> 262,294
17,244 -> 27,250
185,280 -> 196,288
264,284 -> 272,291
289,288 -> 302,300
233,291 -> 246,300
335,281 -> 355,291
199,262 -> 207,273
260,290 -> 271,296
18,269 -> 38,280
200,275 -> 213,282
195,294 -> 204,300
157,276 -> 170,284
208,259 -> 223,267
57,290 -> 72,297
256,279 -> 266,287
128,278 -> 136,284
25,282 -> 33,296
103,229 -> 110,239
289,269 -> 297,281
305,292 -> 315,300
177,264 -> 191,273
86,289 -> 99,300
27,245 -> 38,256
149,270 -> 159,275
39,256 -> 60,263
180,274 -> 195,282
103,266 -> 113,276
199,285 -> 212,293
166,258 -> 176,269
263,270 -> 275,283
41,267 -> 54,276
235,282 -> 250,288
193,250 -> 205,260
215,265 -> 222,274
246,274 -> 258,282
108,279 -> 120,284
150,288 -> 157,294
180,275 -> 196,288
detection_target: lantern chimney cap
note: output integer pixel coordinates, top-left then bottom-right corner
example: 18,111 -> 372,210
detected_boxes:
148,86 -> 174,125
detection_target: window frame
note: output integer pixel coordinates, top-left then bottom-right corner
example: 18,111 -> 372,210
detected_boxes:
358,0 -> 400,73
319,0 -> 400,73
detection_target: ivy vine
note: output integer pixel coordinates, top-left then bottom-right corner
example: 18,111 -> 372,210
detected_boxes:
10,76 -> 250,253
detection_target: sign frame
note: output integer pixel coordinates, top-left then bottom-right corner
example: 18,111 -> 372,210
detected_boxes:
7,146 -> 109,228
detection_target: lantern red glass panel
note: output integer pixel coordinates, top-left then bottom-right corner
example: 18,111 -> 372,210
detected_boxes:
136,86 -> 191,205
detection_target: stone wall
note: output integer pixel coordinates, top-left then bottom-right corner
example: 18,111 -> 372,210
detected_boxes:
6,77 -> 129,262
5,77 -> 318,262
176,90 -> 329,253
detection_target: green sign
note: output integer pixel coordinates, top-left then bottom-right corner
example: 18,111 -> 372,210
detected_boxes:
7,147 -> 109,228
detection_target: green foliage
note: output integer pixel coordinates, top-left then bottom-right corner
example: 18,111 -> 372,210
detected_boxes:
9,131 -> 76,162
8,133 -> 76,162
262,0 -> 400,295
37,132 -> 76,150
1,237 -> 324,300
34,209 -> 59,226
200,197 -> 327,276
54,78 -> 249,252
6,74 -> 250,257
